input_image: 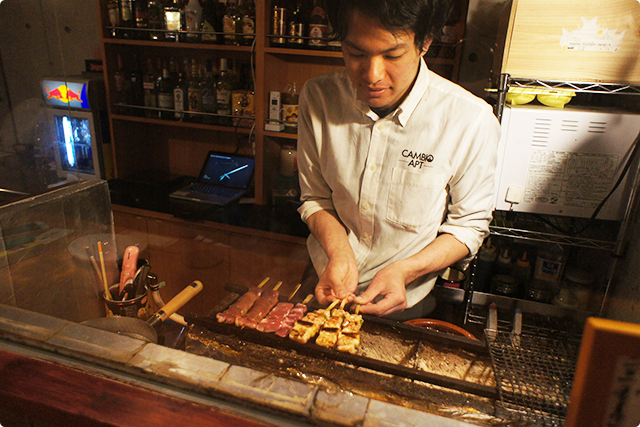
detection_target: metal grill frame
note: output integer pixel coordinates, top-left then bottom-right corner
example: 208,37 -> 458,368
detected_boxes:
485,329 -> 581,426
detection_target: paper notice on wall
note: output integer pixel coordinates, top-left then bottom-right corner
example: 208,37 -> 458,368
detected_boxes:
523,150 -> 618,209
604,356 -> 640,427
560,17 -> 626,52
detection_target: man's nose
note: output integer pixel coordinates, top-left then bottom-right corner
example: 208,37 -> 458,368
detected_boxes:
361,56 -> 384,84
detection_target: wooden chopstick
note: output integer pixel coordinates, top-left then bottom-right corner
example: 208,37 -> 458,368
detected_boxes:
97,241 -> 112,301
85,246 -> 103,286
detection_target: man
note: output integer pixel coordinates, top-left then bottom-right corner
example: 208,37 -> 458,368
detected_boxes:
297,0 -> 500,320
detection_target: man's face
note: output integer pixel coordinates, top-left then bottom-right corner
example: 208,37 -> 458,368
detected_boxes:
342,11 -> 429,112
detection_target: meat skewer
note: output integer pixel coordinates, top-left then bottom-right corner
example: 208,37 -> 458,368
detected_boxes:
336,304 -> 363,354
289,299 -> 340,344
316,299 -> 348,348
275,294 -> 313,337
256,283 -> 301,333
216,277 -> 270,324
235,281 -> 283,329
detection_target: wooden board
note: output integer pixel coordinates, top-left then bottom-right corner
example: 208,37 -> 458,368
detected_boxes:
500,0 -> 640,84
565,317 -> 640,426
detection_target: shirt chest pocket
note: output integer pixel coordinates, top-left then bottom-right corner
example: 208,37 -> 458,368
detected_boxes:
386,167 -> 448,231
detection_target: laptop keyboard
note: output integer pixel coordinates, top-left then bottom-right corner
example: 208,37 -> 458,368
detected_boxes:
189,184 -> 240,197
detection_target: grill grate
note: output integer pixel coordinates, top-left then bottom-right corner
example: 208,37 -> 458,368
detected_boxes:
486,329 -> 581,426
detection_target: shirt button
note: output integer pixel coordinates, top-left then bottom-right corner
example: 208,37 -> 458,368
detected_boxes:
370,164 -> 378,171
362,203 -> 370,211
363,232 -> 370,238
377,124 -> 385,131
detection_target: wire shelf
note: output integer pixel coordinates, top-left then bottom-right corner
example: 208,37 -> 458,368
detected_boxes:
508,78 -> 640,96
490,210 -> 619,250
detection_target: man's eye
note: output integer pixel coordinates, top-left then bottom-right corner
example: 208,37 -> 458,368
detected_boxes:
385,55 -> 402,60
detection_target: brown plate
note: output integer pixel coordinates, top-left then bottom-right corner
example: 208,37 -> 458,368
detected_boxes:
404,318 -> 477,340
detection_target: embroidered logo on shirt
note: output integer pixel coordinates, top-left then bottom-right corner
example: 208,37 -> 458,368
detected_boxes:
401,150 -> 434,169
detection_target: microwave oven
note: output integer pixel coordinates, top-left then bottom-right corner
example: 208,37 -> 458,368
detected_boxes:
494,105 -> 640,220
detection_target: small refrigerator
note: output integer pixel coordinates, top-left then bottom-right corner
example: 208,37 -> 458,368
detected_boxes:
42,75 -> 112,181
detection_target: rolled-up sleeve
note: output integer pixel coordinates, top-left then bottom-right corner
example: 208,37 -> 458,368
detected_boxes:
297,82 -> 336,223
439,104 -> 501,268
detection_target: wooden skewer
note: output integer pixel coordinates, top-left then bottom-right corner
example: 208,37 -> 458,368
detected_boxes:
354,305 -> 361,315
257,277 -> 270,288
288,283 -> 301,301
302,294 -> 314,305
85,246 -> 103,285
272,281 -> 283,291
325,299 -> 340,312
97,241 -> 112,301
340,298 -> 348,310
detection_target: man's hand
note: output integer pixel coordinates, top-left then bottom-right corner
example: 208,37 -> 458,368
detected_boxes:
353,262 -> 408,316
315,254 -> 359,305
353,234 -> 469,316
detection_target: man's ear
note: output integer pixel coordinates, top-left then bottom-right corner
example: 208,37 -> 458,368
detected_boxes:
421,38 -> 433,56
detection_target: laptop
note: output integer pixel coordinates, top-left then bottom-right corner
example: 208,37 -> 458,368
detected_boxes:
169,151 -> 255,206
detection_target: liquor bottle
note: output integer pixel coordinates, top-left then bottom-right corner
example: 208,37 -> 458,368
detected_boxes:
107,0 -> 120,38
201,0 -> 222,43
216,58 -> 233,125
201,59 -> 218,123
134,0 -> 148,38
156,60 -> 174,119
129,53 -> 144,109
187,59 -> 203,121
113,54 -> 128,105
147,0 -> 164,41
143,58 -> 158,117
173,59 -> 187,120
184,0 -> 203,43
241,0 -> 255,46
164,0 -> 182,42
222,0 -> 241,45
270,0 -> 288,46
308,0 -> 328,49
288,0 -> 305,47
119,0 -> 135,38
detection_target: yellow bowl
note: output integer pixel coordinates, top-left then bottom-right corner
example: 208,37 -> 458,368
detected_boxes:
537,91 -> 575,108
505,87 -> 536,105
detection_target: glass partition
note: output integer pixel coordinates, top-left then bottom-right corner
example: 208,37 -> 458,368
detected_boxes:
0,0 -> 106,206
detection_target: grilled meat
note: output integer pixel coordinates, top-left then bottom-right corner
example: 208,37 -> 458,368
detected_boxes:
275,302 -> 308,337
337,311 -> 363,354
216,286 -> 263,324
289,310 -> 328,343
256,302 -> 294,333
236,287 -> 280,329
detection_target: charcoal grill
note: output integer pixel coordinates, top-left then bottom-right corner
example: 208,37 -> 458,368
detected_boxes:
184,283 -> 498,400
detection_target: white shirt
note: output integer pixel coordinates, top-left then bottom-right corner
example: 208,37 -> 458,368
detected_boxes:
297,59 -> 501,307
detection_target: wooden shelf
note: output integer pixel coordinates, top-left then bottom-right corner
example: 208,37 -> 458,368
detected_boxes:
97,0 -> 467,205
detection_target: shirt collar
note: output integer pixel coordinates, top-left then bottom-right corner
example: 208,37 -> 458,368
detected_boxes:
355,58 -> 430,126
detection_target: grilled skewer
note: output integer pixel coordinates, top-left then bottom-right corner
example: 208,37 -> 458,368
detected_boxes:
316,299 -> 348,348
336,305 -> 363,354
216,277 -> 269,324
275,294 -> 313,337
289,299 -> 340,344
236,281 -> 282,329
256,284 -> 301,333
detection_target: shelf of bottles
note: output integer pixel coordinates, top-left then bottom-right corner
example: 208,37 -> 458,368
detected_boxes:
103,0 -> 259,131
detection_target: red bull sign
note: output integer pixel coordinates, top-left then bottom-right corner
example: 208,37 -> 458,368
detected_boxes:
42,79 -> 90,110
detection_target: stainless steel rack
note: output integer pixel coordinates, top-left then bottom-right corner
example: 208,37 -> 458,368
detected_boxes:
490,210 -> 619,251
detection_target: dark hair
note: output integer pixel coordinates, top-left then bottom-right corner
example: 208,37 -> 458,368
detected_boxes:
336,0 -> 453,50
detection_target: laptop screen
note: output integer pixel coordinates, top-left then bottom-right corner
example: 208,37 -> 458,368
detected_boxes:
198,152 -> 255,189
